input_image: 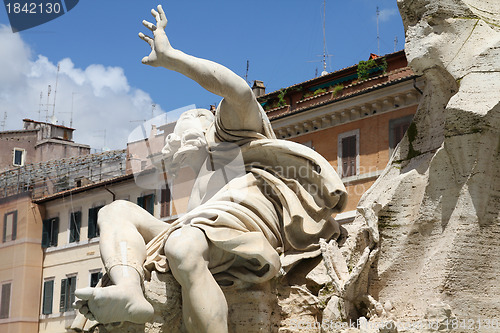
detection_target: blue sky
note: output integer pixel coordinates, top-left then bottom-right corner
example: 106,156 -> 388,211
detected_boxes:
0,1 -> 405,150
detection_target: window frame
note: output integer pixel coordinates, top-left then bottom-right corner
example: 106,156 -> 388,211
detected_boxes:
42,217 -> 59,248
389,115 -> 414,156
88,206 -> 104,239
69,211 -> 82,243
42,278 -> 55,315
137,193 -> 155,215
337,129 -> 360,178
12,148 -> 26,167
59,274 -> 77,313
89,270 -> 103,288
0,281 -> 12,319
3,210 -> 17,243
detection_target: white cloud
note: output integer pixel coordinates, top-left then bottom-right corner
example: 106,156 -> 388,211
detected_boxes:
378,8 -> 398,22
0,25 -> 164,151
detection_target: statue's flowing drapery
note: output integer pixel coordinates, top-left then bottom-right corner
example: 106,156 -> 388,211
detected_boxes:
143,103 -> 347,285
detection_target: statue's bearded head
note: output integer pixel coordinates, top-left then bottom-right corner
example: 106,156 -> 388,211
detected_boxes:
162,108 -> 214,173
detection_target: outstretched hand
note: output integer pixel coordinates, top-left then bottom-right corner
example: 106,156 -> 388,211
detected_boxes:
139,5 -> 173,67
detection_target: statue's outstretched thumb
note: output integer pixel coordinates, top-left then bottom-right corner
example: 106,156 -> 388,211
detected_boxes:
75,287 -> 94,300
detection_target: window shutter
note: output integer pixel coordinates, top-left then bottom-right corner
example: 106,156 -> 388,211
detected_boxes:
2,214 -> 6,243
161,188 -> 171,217
12,211 -> 17,241
69,276 -> 76,307
42,280 -> 54,315
42,219 -> 50,248
341,135 -> 356,177
137,196 -> 144,208
88,208 -> 96,239
0,283 -> 11,319
70,212 -> 81,242
75,212 -> 81,242
147,194 -> 155,215
59,279 -> 67,312
52,218 -> 59,247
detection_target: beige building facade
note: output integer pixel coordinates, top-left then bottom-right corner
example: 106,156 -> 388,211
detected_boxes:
0,192 -> 44,333
34,172 -> 169,333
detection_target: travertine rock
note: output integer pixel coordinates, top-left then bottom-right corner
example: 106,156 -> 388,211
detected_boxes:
348,0 -> 500,330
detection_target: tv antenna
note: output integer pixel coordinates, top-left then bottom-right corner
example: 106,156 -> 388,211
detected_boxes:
151,103 -> 156,119
45,85 -> 52,122
376,6 -> 381,55
0,112 -> 7,131
50,63 -> 60,124
394,36 -> 398,52
37,92 -> 43,121
59,92 -> 77,128
94,129 -> 107,152
245,60 -> 250,84
308,0 -> 333,76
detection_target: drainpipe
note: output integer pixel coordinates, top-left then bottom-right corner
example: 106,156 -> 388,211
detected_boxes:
104,186 -> 116,201
413,78 -> 423,95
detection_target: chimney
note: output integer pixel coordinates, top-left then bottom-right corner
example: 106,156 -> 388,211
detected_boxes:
252,80 -> 266,97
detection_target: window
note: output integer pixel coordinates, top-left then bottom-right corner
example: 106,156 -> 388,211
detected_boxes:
389,115 -> 413,153
0,282 -> 11,319
338,130 -> 359,178
90,271 -> 103,288
3,211 -> 17,242
69,211 -> 81,243
42,279 -> 54,315
160,187 -> 171,218
60,276 -> 76,312
88,206 -> 103,239
137,194 -> 155,215
42,217 -> 59,248
12,148 -> 25,166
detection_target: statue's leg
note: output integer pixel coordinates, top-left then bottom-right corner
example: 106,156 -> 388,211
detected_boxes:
75,200 -> 168,324
164,225 -> 229,333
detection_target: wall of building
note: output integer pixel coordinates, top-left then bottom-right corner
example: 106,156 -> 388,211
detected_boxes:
0,131 -> 38,172
291,105 -> 417,211
0,119 -> 90,175
34,140 -> 90,164
0,192 -> 44,333
37,177 -> 160,333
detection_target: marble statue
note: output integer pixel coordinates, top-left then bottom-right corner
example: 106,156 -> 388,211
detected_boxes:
72,5 -> 347,333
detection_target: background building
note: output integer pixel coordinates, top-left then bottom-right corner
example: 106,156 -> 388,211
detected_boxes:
260,50 -> 423,216
0,119 -> 90,173
0,192 -> 44,333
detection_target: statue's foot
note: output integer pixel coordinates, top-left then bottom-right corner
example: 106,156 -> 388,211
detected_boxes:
74,283 -> 154,324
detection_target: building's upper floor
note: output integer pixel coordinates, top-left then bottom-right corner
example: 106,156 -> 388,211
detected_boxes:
0,119 -> 91,173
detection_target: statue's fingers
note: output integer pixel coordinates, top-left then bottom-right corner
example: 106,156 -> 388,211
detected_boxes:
73,299 -> 86,309
84,312 -> 96,321
142,20 -> 156,32
157,5 -> 167,24
151,8 -> 160,23
138,32 -> 153,47
79,305 -> 89,315
75,287 -> 94,301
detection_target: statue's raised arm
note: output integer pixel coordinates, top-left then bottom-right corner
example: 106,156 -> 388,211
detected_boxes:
139,5 -> 266,135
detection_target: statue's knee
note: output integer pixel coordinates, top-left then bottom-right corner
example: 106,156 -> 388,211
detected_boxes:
98,200 -> 130,227
164,228 -> 209,274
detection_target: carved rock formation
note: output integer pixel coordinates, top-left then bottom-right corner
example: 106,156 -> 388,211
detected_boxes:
350,0 -> 500,331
